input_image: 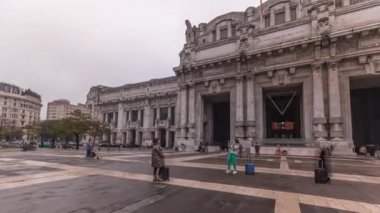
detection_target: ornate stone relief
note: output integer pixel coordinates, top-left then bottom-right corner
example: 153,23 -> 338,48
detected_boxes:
359,55 -> 380,74
337,38 -> 357,54
204,79 -> 225,94
317,16 -> 331,39
266,52 -> 296,65
296,46 -> 314,60
268,68 -> 296,86
358,35 -> 380,49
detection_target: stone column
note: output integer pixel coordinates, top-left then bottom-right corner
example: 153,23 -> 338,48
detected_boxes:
155,129 -> 160,139
126,130 -> 130,145
179,85 -> 188,138
235,76 -> 245,139
116,103 -> 123,144
343,0 -> 350,7
143,103 -> 151,142
117,104 -> 123,129
270,9 -> 275,27
246,74 -> 256,141
137,108 -> 141,126
166,129 -> 170,148
312,64 -> 327,143
104,112 -> 108,124
327,61 -> 343,140
285,4 -> 291,22
187,83 -> 195,139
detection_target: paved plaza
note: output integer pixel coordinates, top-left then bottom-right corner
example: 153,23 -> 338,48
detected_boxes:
0,149 -> 379,213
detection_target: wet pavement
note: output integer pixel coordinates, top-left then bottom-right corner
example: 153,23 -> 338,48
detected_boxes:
0,149 -> 379,213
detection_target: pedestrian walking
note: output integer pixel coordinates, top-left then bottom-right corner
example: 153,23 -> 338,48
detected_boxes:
226,139 -> 240,175
255,143 -> 260,157
151,138 -> 165,182
85,143 -> 92,158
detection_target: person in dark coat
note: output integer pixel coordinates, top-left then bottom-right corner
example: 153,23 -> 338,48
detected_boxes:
151,138 -> 165,182
319,147 -> 331,182
255,143 -> 260,157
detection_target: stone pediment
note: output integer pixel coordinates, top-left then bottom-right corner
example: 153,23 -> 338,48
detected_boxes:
207,12 -> 245,30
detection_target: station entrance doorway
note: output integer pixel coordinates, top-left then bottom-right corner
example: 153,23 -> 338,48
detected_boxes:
203,93 -> 230,150
350,76 -> 380,149
264,86 -> 302,139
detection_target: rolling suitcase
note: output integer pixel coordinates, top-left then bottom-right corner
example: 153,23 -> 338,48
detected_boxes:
245,163 -> 255,175
314,168 -> 328,184
159,167 -> 170,181
245,148 -> 255,175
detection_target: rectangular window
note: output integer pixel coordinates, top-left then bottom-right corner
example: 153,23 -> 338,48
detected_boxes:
264,16 -> 270,28
291,8 -> 297,21
220,28 -> 228,40
159,107 -> 168,121
126,110 -> 129,121
140,109 -> 144,127
114,112 -> 118,126
335,0 -> 343,8
131,110 -> 138,122
170,107 -> 175,125
107,112 -> 113,123
275,11 -> 286,25
153,108 -> 157,122
103,113 -> 106,122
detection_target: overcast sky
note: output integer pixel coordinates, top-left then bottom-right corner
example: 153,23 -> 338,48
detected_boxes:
0,0 -> 260,119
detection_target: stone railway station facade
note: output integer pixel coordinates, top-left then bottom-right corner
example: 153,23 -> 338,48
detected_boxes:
87,0 -> 380,154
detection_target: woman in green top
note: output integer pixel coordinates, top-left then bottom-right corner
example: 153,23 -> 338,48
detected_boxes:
226,139 -> 240,174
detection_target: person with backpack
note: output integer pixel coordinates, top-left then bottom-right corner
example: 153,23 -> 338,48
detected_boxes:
226,139 -> 240,175
151,138 -> 165,182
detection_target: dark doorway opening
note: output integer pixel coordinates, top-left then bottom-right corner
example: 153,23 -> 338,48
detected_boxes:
169,132 -> 175,148
122,132 -> 126,145
351,85 -> 380,148
138,132 -> 143,146
160,129 -> 166,147
130,130 -> 136,145
213,102 -> 230,149
264,87 -> 302,138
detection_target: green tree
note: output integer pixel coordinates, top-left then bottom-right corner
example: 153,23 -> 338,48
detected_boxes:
24,122 -> 41,143
64,110 -> 92,150
87,120 -> 109,148
0,122 -> 24,142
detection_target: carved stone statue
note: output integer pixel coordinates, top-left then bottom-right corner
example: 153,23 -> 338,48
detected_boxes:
185,19 -> 197,44
318,17 -> 331,38
238,35 -> 250,55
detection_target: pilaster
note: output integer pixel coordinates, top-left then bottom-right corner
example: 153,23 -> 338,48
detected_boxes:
327,61 -> 343,140
246,74 -> 256,141
285,4 -> 291,22
116,103 -> 124,144
270,9 -> 275,27
235,76 -> 245,139
187,83 -> 196,139
179,85 -> 188,138
312,63 -> 328,142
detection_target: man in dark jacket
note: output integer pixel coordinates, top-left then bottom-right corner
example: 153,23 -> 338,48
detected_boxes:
320,147 -> 331,182
151,138 -> 165,182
